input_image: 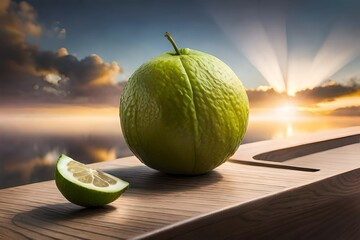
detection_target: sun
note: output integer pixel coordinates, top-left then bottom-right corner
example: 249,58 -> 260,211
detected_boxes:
276,104 -> 297,114
274,103 -> 299,120
249,102 -> 304,121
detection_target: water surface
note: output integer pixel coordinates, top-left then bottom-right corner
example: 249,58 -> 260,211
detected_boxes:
0,115 -> 358,189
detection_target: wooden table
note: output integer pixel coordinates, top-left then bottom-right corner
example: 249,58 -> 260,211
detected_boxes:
1,127 -> 359,239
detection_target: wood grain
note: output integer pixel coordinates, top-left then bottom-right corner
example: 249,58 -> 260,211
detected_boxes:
0,126 -> 359,239
136,169 -> 360,240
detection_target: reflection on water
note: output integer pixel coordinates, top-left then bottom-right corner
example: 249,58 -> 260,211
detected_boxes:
245,116 -> 360,143
0,115 -> 132,189
0,115 -> 359,189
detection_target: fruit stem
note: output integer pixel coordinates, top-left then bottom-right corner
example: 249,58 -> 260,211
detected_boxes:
165,32 -> 181,55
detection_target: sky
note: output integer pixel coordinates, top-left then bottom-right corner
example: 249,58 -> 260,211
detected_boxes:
0,0 -> 359,115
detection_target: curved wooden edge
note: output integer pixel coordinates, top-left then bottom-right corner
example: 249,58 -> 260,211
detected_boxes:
253,134 -> 360,162
232,126 -> 360,162
134,168 -> 360,240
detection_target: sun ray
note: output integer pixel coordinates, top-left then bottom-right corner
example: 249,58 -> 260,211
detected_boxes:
208,0 -> 360,96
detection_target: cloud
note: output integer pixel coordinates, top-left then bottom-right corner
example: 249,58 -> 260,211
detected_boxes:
0,0 -> 10,12
246,87 -> 292,108
51,21 -> 66,39
294,79 -> 360,105
58,28 -> 66,38
247,79 -> 360,111
330,106 -> 360,116
34,49 -> 121,89
0,0 -> 122,105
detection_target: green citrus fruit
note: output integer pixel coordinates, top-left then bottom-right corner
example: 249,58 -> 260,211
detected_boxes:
120,32 -> 249,175
55,154 -> 129,207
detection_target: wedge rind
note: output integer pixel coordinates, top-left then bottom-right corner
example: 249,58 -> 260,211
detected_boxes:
55,154 -> 129,207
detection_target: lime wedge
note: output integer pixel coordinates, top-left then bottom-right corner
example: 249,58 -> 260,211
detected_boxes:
55,154 -> 129,207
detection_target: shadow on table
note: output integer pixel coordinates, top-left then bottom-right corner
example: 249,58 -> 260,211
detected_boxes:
11,203 -> 128,238
11,166 -> 223,226
103,165 -> 224,193
13,203 -> 115,221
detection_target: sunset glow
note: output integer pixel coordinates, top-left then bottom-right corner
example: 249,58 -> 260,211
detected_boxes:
0,0 -> 359,189
275,104 -> 299,117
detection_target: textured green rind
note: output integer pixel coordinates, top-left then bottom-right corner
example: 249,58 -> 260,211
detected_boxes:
120,49 -> 249,175
180,51 -> 249,173
120,53 -> 197,174
55,163 -> 129,207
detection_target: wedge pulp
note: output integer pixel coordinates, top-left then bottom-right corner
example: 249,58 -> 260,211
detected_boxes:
55,154 -> 129,207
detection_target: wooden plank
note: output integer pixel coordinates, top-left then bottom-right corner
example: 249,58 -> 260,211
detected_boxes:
253,134 -> 359,162
0,127 -> 359,239
136,169 -> 360,240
